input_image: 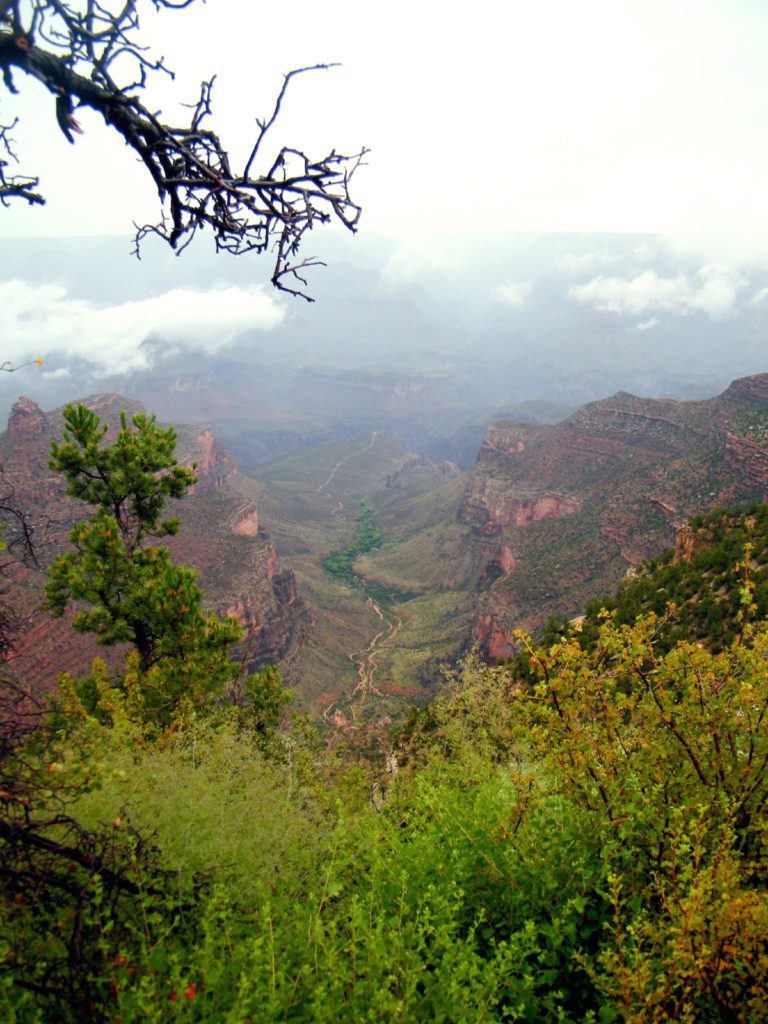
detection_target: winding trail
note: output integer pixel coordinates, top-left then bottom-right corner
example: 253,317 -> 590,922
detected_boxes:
316,431 -> 381,493
315,429 -> 402,725
350,597 -> 402,699
323,597 -> 402,724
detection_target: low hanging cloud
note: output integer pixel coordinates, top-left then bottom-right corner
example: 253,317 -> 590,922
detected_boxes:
0,280 -> 285,376
568,266 -> 743,318
495,280 -> 532,307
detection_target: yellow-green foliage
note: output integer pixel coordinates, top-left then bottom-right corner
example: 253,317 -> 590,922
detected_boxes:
503,615 -> 768,1022
512,614 -> 768,866
73,721 -> 335,901
5,615 -> 768,1023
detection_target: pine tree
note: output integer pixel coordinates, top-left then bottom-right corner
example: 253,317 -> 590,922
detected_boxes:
46,403 -> 243,721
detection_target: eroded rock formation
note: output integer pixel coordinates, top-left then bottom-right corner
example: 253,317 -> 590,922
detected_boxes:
183,427 -> 237,494
464,374 -> 768,660
8,396 -> 48,440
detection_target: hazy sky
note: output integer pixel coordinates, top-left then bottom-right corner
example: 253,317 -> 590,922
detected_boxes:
2,0 -> 768,257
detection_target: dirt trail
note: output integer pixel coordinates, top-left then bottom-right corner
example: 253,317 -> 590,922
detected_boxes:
324,596 -> 402,723
316,431 -> 381,493
317,429 -> 399,724
350,597 -> 402,700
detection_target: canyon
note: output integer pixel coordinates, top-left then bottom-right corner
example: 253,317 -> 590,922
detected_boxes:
3,373 -> 768,716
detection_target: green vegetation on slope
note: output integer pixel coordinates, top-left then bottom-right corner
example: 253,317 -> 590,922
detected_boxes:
731,401 -> 768,444
6,609 -> 768,1022
7,409 -> 768,1022
239,436 -> 475,708
323,502 -> 383,585
534,501 -> 768,657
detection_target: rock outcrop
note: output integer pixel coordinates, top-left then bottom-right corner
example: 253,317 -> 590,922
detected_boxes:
472,612 -> 516,662
461,480 -> 579,534
673,522 -> 709,564
8,396 -> 48,440
385,453 -> 459,488
223,567 -> 302,667
724,434 -> 768,494
719,373 -> 768,407
182,427 -> 237,493
231,504 -> 260,537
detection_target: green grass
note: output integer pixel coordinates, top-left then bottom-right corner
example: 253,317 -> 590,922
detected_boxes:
357,520 -> 475,595
380,590 -> 476,697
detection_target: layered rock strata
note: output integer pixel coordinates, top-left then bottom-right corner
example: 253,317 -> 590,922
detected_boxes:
463,374 -> 768,660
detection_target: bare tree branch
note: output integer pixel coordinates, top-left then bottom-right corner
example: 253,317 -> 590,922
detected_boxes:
0,1 -> 367,298
0,117 -> 43,205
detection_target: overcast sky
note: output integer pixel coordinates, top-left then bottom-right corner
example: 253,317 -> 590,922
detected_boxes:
2,0 -> 768,260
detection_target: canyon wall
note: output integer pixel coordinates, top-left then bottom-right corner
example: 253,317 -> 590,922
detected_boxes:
463,374 -> 768,660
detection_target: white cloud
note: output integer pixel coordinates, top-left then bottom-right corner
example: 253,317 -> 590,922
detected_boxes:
690,265 -> 743,316
0,281 -> 284,375
556,244 -> 657,277
749,285 -> 768,307
636,317 -> 658,331
42,367 -> 71,380
495,281 -> 532,307
568,265 -> 743,318
569,271 -> 687,315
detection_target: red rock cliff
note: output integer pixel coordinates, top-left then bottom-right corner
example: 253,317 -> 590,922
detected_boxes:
463,377 -> 768,662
